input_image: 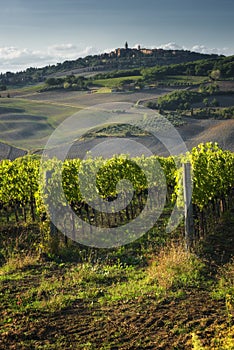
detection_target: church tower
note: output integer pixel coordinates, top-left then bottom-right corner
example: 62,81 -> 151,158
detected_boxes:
125,41 -> 128,50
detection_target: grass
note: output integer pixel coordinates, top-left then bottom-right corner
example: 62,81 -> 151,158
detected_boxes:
6,84 -> 46,95
95,87 -> 112,93
212,258 -> 234,303
188,256 -> 234,349
191,325 -> 234,350
0,232 -> 233,349
94,76 -> 141,89
98,268 -> 162,304
0,242 -> 207,312
22,276 -> 76,312
93,75 -> 206,89
0,97 -> 80,124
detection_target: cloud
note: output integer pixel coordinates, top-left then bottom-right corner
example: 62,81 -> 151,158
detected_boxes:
0,44 -> 99,73
156,42 -> 234,56
157,42 -> 185,51
47,44 -> 97,59
132,42 -> 234,55
0,47 -> 49,73
190,45 -> 232,56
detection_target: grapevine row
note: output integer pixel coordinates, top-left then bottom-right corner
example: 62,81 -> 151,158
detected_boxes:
0,143 -> 233,237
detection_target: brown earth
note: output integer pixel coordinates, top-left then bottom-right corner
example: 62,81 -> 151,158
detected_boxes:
0,289 -> 228,350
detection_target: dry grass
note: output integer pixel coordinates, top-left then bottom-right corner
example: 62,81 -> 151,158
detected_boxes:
0,253 -> 39,275
147,242 -> 205,290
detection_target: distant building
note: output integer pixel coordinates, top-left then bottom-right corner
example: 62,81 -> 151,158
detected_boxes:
108,42 -> 163,58
140,48 -> 153,55
111,42 -> 132,58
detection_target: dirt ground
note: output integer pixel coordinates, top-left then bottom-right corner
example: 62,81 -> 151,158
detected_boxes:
0,278 -> 228,350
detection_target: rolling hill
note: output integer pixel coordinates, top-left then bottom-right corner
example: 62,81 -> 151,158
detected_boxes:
0,85 -> 233,160
0,50 -> 233,160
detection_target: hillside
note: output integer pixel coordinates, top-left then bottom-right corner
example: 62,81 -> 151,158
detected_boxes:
0,86 -> 233,159
0,53 -> 233,159
32,115 -> 232,160
0,47 -> 221,88
0,141 -> 26,160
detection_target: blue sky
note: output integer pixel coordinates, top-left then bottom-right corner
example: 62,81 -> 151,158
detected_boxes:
0,0 -> 233,72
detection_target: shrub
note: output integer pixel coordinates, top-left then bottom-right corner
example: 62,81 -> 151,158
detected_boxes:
157,90 -> 204,110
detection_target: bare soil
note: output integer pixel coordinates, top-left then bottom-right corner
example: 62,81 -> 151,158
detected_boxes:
0,289 -> 227,349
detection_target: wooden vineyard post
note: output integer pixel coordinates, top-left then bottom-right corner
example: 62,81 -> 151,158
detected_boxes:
46,170 -> 57,237
183,162 -> 194,251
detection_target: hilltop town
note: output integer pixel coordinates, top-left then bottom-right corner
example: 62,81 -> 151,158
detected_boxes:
0,43 -> 221,87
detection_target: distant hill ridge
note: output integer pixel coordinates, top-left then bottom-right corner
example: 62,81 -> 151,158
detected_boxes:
0,45 -> 221,88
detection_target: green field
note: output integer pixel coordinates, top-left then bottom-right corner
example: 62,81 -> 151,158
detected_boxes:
6,84 -> 46,94
165,75 -> 209,84
94,75 -> 142,88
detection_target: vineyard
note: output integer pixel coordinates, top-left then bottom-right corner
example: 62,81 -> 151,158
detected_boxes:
0,142 -> 233,349
0,142 -> 233,251
0,17 -> 233,348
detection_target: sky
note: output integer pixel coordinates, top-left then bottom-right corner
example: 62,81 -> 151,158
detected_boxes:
0,0 -> 233,73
